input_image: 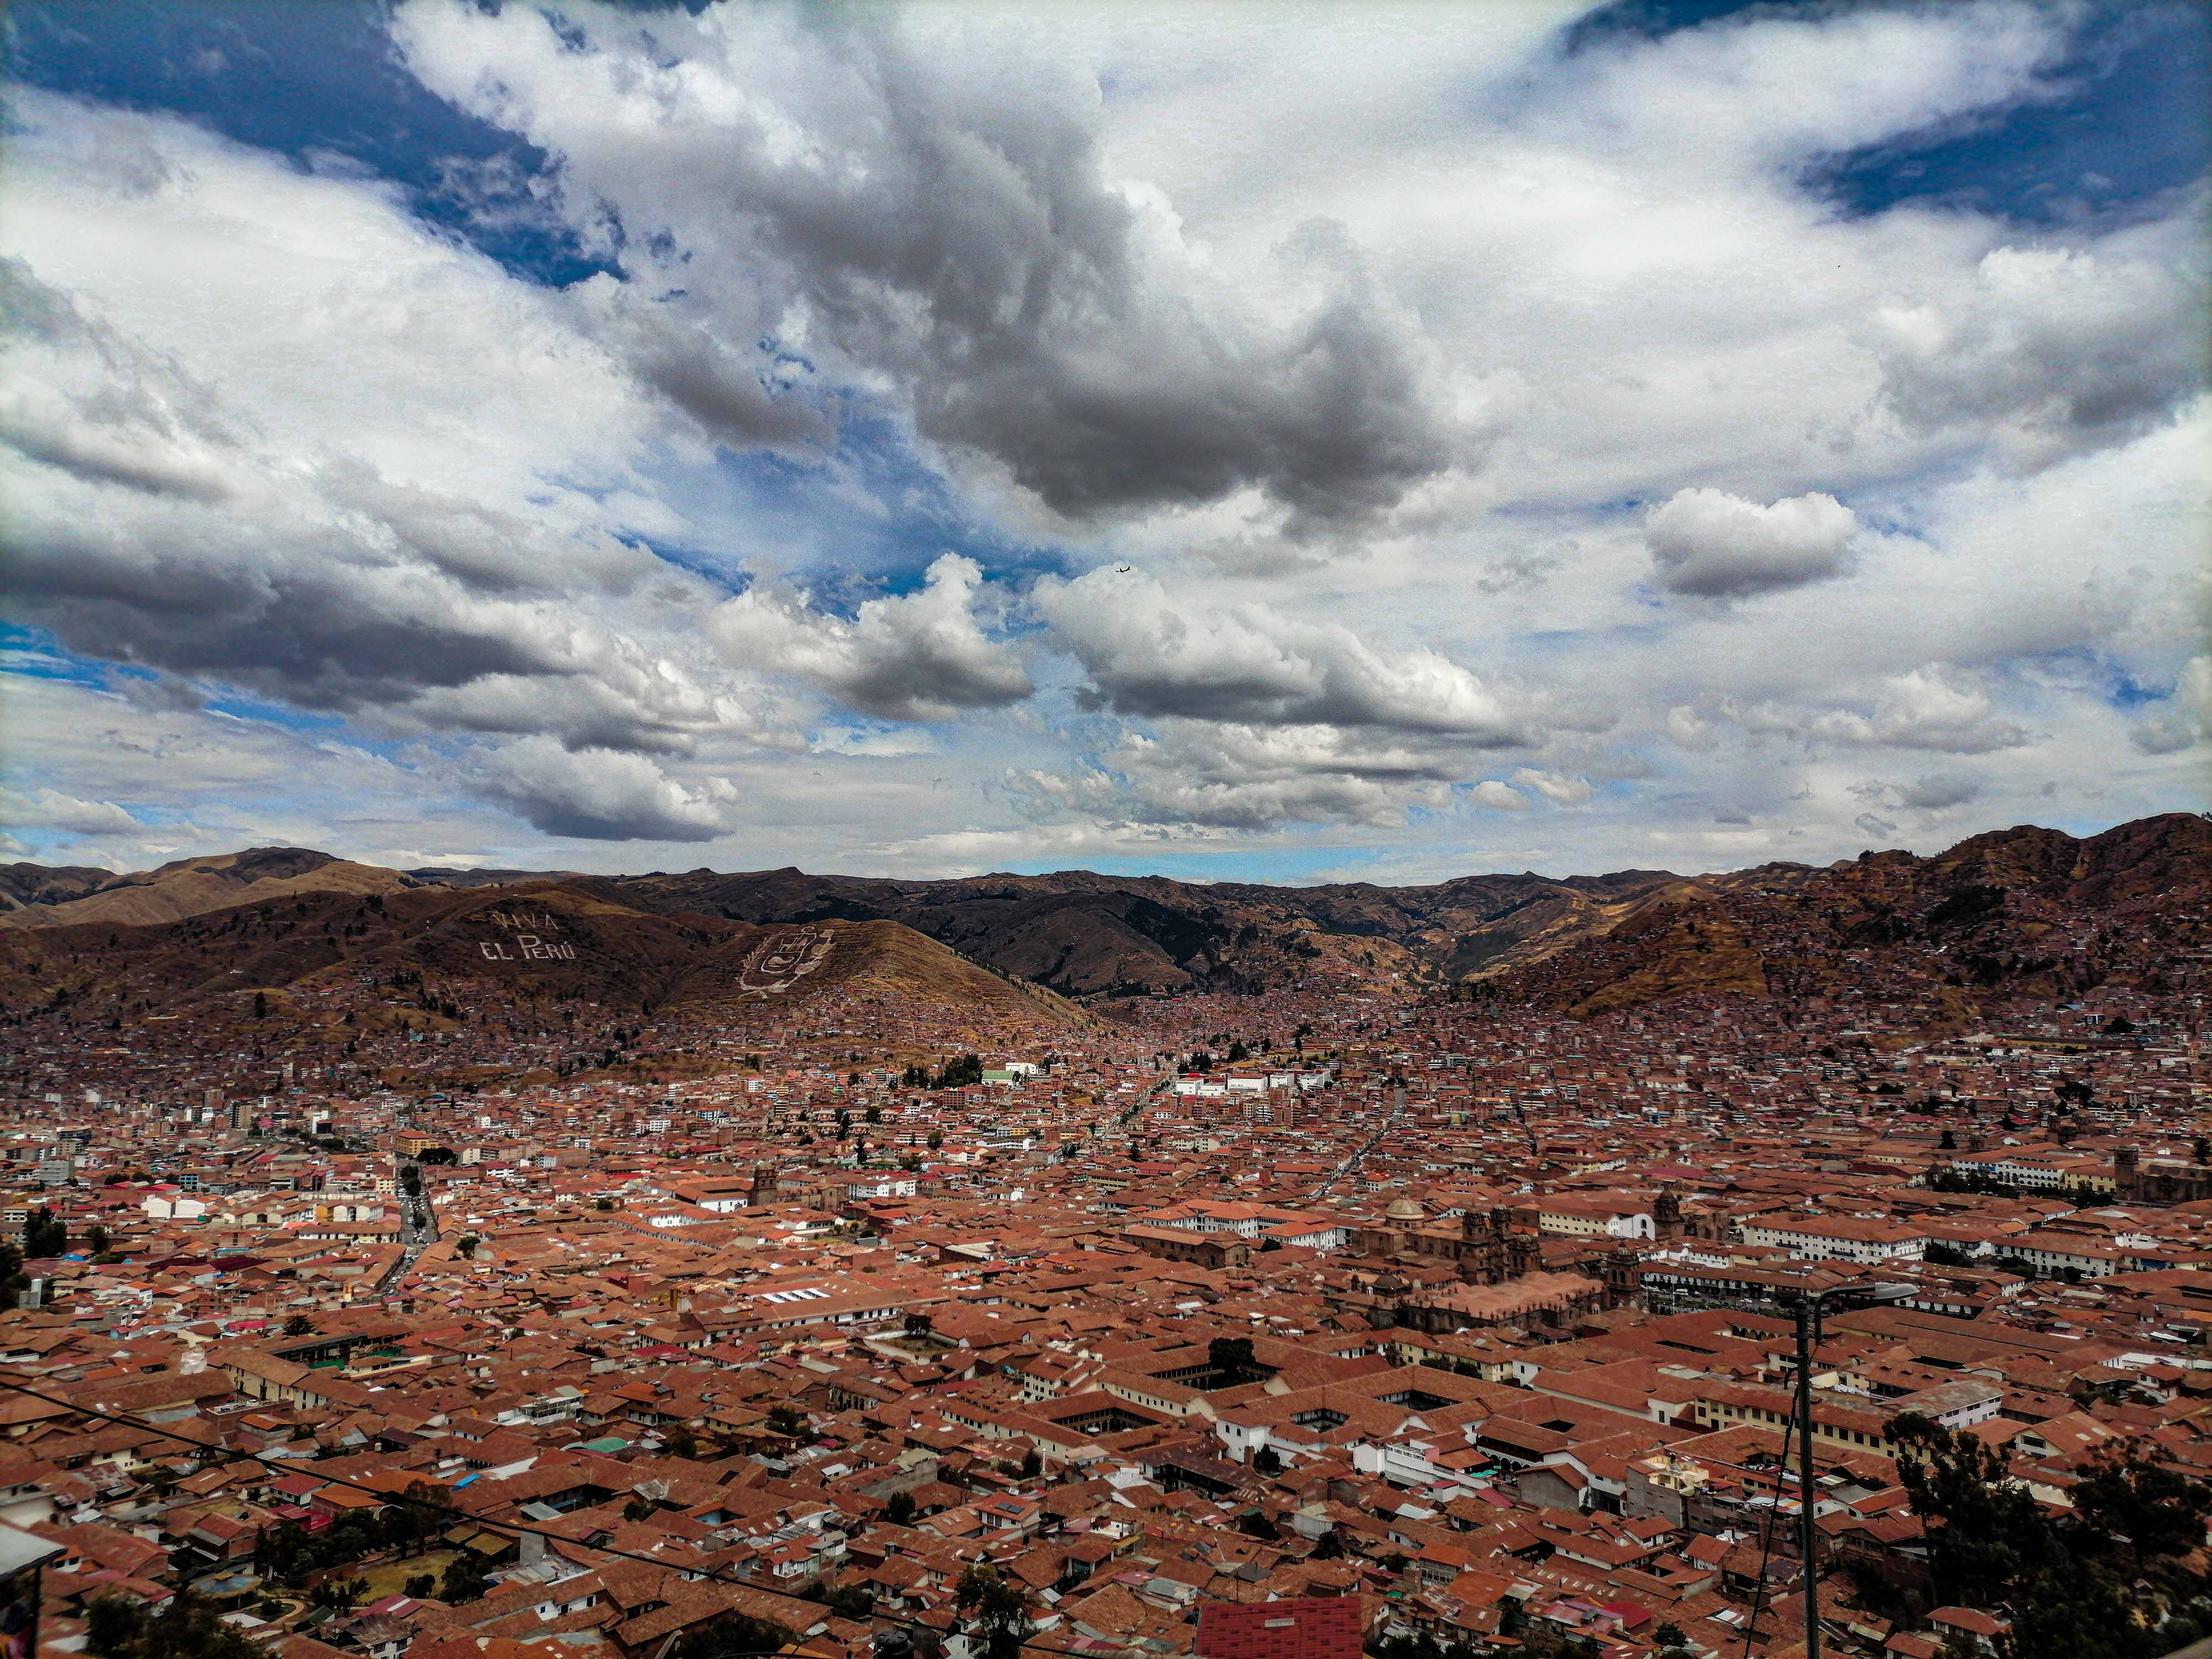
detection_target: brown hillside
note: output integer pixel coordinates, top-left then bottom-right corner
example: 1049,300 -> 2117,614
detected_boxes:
0,880 -> 1092,1038
1483,812 -> 2211,1022
0,861 -> 111,913
0,846 -> 417,931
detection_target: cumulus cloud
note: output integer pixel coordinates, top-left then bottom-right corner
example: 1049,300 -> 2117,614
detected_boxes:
1072,722 -> 1470,830
1645,487 -> 1857,599
1034,568 -> 1529,739
1665,706 -> 1716,750
1851,773 -> 1983,813
2,5 -> 2205,875
473,738 -> 732,843
0,105 -> 794,760
0,256 -> 239,505
1511,768 -> 1594,808
393,2 -> 1468,533
714,555 -> 1031,723
1738,666 -> 2033,755
1874,244 -> 2210,467
1007,719 -> 1593,833
2132,655 -> 2212,754
0,785 -> 142,836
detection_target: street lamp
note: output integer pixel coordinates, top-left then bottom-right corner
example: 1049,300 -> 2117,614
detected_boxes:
1792,1280 -> 1914,1659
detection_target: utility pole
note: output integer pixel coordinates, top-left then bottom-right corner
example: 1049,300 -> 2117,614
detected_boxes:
1796,1297 -> 1822,1659
1795,1281 -> 1913,1659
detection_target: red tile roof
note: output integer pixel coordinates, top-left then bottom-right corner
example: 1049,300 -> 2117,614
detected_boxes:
1197,1597 -> 1365,1659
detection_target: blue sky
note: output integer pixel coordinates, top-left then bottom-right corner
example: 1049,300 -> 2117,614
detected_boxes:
1,0 -> 2206,881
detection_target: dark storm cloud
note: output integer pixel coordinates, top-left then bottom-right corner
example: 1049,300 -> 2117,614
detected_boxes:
395,4 -> 1467,534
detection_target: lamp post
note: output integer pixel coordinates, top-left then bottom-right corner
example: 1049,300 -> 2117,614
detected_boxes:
1792,1280 -> 1915,1659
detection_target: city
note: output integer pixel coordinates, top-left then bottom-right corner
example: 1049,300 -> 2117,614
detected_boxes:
0,812 -> 2208,1659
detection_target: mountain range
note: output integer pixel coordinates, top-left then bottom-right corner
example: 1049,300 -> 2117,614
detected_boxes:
3,814 -> 2205,1029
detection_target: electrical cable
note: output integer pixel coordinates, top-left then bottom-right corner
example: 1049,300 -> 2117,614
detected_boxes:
1735,1433 -> 1791,1659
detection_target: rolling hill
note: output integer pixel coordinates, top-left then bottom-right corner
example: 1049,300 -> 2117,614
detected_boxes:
4,812 -> 2203,1021
0,847 -> 417,931
602,864 -> 1678,997
0,879 -> 1097,1045
1479,811 -> 2212,1022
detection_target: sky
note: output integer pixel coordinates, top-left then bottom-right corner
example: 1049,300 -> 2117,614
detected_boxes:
1,0 -> 2207,884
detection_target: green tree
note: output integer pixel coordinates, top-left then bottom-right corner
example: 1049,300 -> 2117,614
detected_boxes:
440,1551 -> 491,1604
382,1480 -> 446,1558
954,1564 -> 1031,1659
283,1313 -> 315,1336
1210,1335 -> 1259,1386
670,1614 -> 794,1659
885,1490 -> 919,1527
2070,1440 -> 2212,1564
766,1404 -> 807,1438
311,1575 -> 370,1610
23,1207 -> 66,1258
85,1591 -> 264,1659
1885,1411 -> 2189,1659
819,1584 -> 875,1620
935,1053 -> 984,1089
1254,1446 -> 1282,1475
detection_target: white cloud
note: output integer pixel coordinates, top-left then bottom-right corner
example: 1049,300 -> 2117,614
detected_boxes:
1665,706 -> 1715,750
0,3 -> 2203,877
2132,655 -> 2212,754
1730,666 -> 2033,757
1511,768 -> 1594,808
714,554 -> 1031,722
1874,242 -> 2210,467
1078,722 -> 1466,830
0,784 -> 142,836
1033,567 -> 1530,739
0,95 -> 828,774
1851,773 -> 1983,813
473,738 -> 733,843
1645,487 -> 1857,599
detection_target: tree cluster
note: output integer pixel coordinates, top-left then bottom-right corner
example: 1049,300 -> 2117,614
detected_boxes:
1885,1411 -> 2212,1657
